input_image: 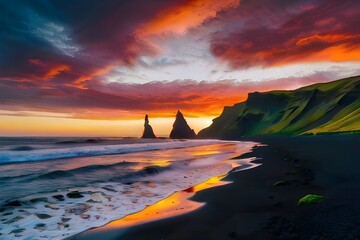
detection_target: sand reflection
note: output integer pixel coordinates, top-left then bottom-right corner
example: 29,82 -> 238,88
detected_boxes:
95,175 -> 230,230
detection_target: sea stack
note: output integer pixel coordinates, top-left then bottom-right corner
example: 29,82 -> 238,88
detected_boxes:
169,110 -> 196,139
141,114 -> 157,139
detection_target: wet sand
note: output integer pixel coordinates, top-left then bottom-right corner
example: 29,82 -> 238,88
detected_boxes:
73,135 -> 360,240
69,175 -> 231,240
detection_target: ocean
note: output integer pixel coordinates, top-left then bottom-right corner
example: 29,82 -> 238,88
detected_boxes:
0,137 -> 257,240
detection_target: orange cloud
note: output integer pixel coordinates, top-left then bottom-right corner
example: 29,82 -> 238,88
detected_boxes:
26,59 -> 71,81
296,34 -> 360,46
136,0 -> 240,37
212,34 -> 360,68
210,0 -> 360,68
300,44 -> 360,63
73,65 -> 113,87
42,65 -> 71,80
0,73 -> 333,122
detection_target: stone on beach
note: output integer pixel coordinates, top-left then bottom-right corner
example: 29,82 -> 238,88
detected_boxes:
52,195 -> 65,201
35,214 -> 52,219
66,192 -> 84,199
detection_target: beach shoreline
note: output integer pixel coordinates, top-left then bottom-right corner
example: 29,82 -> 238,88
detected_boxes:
76,135 -> 360,240
0,139 -> 257,240
68,144 -> 260,240
68,175 -> 231,240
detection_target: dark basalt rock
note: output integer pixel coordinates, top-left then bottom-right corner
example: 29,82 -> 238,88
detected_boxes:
30,197 -> 48,203
169,110 -> 196,139
52,195 -> 65,201
34,223 -> 46,230
141,114 -> 157,139
66,191 -> 84,199
35,214 -> 52,219
10,228 -> 25,234
4,201 -> 22,207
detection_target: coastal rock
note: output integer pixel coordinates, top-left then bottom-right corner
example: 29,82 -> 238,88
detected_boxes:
30,197 -> 48,203
66,205 -> 91,215
66,191 -> 84,199
198,76 -> 360,138
169,110 -> 196,139
45,204 -> 59,210
141,115 -> 157,139
34,223 -> 46,231
4,200 -> 22,207
80,214 -> 90,219
35,213 -> 52,219
52,194 -> 65,201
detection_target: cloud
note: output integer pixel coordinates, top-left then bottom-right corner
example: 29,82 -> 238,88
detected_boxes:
0,0 -> 241,88
209,0 -> 360,68
135,0 -> 240,37
1,0 -> 359,123
0,72 -> 336,120
0,1 -> 161,80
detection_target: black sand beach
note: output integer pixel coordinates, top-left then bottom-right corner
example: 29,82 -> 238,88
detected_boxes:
80,135 -> 360,240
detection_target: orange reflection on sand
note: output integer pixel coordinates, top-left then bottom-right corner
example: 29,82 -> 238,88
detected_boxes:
126,159 -> 171,172
184,174 -> 228,193
151,159 -> 171,167
97,175 -> 230,230
192,150 -> 221,156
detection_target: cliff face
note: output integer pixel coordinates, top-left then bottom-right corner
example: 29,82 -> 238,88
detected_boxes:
169,111 -> 196,139
141,115 -> 157,139
198,76 -> 360,138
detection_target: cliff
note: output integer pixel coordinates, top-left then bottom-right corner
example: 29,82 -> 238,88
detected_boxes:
198,76 -> 360,138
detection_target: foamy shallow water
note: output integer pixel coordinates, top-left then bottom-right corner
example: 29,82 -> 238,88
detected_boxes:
0,139 -> 223,164
0,139 -> 257,240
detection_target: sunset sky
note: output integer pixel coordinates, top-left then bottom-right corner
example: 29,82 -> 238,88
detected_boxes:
1,0 -> 360,136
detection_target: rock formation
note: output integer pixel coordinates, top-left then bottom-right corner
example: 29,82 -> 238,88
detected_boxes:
141,114 -> 157,138
198,75 -> 360,138
169,110 -> 196,139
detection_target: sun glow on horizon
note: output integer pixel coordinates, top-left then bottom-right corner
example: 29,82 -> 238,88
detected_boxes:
0,115 -> 214,137
1,0 -> 360,136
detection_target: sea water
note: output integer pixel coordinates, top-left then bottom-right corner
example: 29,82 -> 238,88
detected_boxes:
0,137 -> 257,240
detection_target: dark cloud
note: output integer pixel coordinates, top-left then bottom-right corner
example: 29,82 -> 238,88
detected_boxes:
0,0 -> 188,83
0,72 -> 334,119
1,0 -> 359,120
210,0 -> 360,68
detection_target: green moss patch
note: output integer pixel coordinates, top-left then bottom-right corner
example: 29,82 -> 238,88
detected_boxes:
297,194 -> 324,206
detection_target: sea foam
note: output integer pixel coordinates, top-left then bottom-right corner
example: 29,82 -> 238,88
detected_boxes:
0,139 -> 220,164
0,140 -> 258,240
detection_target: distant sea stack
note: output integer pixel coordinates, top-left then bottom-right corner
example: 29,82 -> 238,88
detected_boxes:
169,110 -> 196,139
141,114 -> 157,139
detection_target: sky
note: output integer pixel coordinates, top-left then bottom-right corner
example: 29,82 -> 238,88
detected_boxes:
1,0 -> 360,136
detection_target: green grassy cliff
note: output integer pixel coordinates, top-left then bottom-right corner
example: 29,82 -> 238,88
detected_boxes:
198,76 -> 360,138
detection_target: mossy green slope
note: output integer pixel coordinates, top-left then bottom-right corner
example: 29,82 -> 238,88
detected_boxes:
198,76 -> 360,138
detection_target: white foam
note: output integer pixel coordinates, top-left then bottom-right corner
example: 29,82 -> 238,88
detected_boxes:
0,141 -> 258,240
0,140 -> 221,164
